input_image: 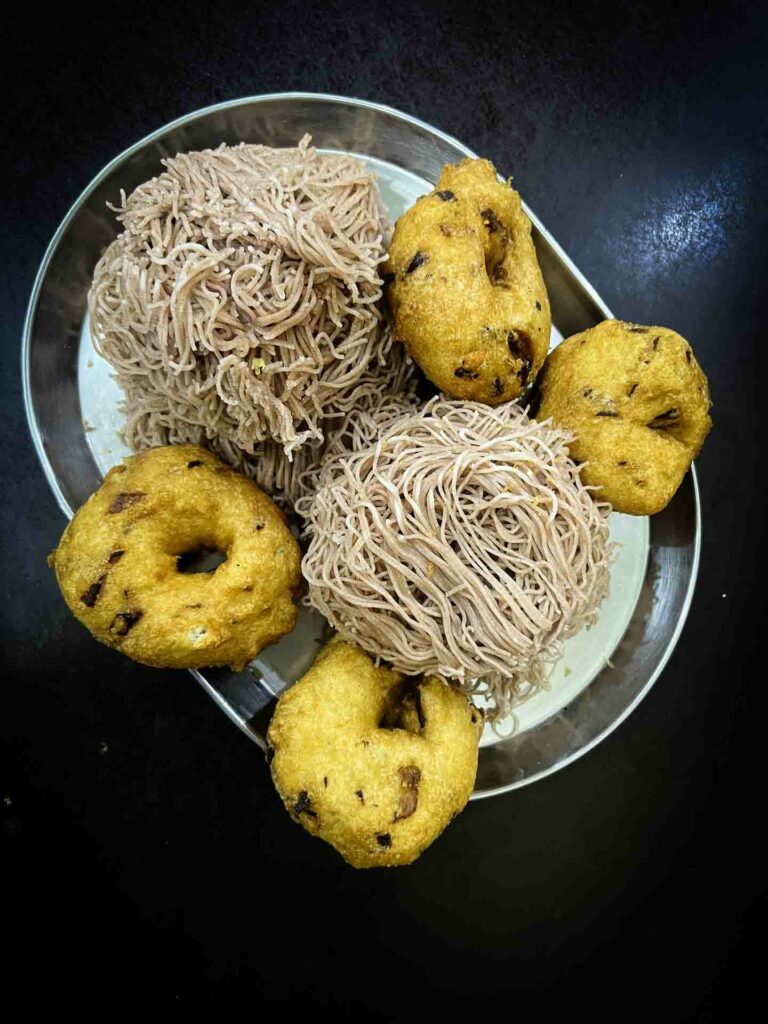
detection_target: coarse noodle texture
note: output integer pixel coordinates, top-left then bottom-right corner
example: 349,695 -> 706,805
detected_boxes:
88,135 -> 392,476
303,398 -> 613,721
290,365 -> 419,521
249,339 -> 416,513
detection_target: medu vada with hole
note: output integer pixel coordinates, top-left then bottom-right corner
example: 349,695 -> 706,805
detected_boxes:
384,156 -> 551,404
49,444 -> 301,669
267,638 -> 483,868
535,320 -> 711,515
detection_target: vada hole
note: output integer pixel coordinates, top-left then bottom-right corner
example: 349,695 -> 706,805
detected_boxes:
481,208 -> 510,282
380,679 -> 426,733
176,545 -> 228,574
484,244 -> 508,283
507,332 -> 533,383
507,331 -> 531,362
480,207 -> 501,233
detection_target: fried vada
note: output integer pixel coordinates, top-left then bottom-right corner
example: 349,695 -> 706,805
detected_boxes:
267,638 -> 482,868
385,157 -> 551,403
536,320 -> 711,515
50,444 -> 301,669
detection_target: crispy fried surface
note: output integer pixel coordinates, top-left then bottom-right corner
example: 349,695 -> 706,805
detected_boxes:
385,157 -> 551,403
536,320 -> 712,515
267,638 -> 482,868
50,444 -> 301,669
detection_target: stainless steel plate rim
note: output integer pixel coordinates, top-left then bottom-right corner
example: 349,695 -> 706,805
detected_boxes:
476,496 -> 700,797
22,92 -> 701,800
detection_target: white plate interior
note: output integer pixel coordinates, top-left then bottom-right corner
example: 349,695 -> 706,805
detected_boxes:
78,150 -> 649,745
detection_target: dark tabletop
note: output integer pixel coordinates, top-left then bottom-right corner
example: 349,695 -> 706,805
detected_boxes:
2,1 -> 765,1016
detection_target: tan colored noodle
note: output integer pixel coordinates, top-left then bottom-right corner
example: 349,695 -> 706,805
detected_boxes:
141,330 -> 416,513
286,354 -> 418,518
251,339 -> 416,512
88,135 -> 393,478
303,398 -> 612,721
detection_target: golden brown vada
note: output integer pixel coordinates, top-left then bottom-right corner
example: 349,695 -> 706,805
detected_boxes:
536,320 -> 711,515
50,444 -> 301,669
385,157 -> 551,403
267,638 -> 482,868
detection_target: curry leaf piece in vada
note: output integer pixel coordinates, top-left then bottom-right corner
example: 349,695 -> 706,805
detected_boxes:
267,638 -> 482,868
49,444 -> 301,669
535,320 -> 712,515
385,156 -> 551,403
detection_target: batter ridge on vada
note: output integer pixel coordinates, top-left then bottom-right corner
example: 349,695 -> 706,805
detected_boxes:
267,638 -> 482,868
535,319 -> 712,515
50,444 -> 301,670
385,156 -> 551,403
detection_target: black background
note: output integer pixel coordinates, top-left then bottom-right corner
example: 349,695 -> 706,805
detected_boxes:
2,1 -> 765,1017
